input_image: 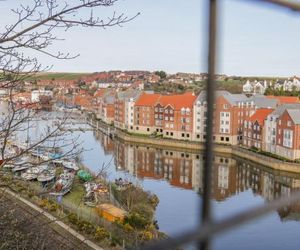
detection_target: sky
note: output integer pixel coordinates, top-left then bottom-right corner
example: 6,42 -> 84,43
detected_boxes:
1,0 -> 300,76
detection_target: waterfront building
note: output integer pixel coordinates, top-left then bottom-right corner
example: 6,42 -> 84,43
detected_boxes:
97,89 -> 116,124
134,93 -> 161,134
276,109 -> 300,160
242,108 -> 274,150
114,89 -> 141,131
264,104 -> 300,156
159,92 -> 197,140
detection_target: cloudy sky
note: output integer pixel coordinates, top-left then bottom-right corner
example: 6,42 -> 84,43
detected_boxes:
1,0 -> 300,76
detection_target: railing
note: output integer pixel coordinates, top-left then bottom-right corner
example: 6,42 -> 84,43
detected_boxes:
142,1 -> 300,250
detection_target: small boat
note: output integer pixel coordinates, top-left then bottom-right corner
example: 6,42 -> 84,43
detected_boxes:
62,160 -> 79,171
50,172 -> 74,196
12,163 -> 31,172
21,166 -> 42,181
37,168 -> 56,182
49,153 -> 64,164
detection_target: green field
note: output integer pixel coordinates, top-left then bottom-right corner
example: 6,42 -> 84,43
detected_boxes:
30,72 -> 90,81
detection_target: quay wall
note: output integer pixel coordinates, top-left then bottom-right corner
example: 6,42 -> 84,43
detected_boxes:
88,117 -> 300,174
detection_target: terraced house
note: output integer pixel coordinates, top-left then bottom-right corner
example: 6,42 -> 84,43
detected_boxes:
114,89 -> 141,130
242,108 -> 274,150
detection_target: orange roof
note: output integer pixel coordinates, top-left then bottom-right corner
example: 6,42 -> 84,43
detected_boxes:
249,108 -> 274,124
135,93 -> 161,106
266,95 -> 299,104
159,92 -> 197,110
94,89 -> 106,98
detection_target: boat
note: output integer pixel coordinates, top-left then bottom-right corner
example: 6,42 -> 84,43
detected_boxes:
50,172 -> 74,196
49,153 -> 64,164
62,160 -> 79,171
12,163 -> 31,172
21,166 -> 43,181
37,168 -> 56,182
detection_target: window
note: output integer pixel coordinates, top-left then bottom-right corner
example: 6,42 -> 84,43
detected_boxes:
147,128 -> 150,132
287,121 -> 292,127
170,132 -> 173,136
221,137 -> 224,141
165,109 -> 168,114
181,133 -> 185,137
166,132 -> 169,135
226,137 -> 229,142
170,123 -> 174,128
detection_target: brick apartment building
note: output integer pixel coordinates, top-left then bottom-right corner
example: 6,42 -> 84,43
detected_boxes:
242,108 -> 274,150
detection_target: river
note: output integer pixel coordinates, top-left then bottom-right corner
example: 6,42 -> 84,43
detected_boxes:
74,128 -> 300,250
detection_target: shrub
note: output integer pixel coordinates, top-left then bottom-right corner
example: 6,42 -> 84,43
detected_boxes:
94,227 -> 109,241
124,212 -> 149,230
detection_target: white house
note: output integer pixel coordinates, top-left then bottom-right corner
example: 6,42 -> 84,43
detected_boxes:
242,80 -> 253,93
31,89 -> 53,102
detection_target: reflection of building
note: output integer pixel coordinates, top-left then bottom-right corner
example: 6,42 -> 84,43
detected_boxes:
94,130 -> 114,154
95,133 -> 300,219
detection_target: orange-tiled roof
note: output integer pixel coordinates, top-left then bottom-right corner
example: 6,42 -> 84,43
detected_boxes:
135,93 -> 161,106
266,95 -> 299,104
94,89 -> 106,98
159,92 -> 197,110
249,108 -> 274,124
74,95 -> 92,107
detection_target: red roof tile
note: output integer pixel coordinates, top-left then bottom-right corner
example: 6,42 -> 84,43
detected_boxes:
159,92 -> 197,110
249,108 -> 274,124
266,95 -> 299,104
135,93 -> 161,106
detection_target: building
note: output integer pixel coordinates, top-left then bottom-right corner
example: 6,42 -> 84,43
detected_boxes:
134,93 -> 161,134
264,104 -> 300,154
114,89 -> 141,130
31,89 -> 53,102
242,108 -> 274,150
276,109 -> 300,160
159,92 -> 197,140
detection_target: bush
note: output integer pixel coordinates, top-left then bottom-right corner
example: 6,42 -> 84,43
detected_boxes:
67,213 -> 78,224
94,226 -> 109,241
124,212 -> 149,230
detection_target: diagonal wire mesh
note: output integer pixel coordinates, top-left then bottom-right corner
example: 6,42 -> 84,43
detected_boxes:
142,0 -> 300,249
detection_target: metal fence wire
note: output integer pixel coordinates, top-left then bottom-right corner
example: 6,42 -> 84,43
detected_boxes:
142,0 -> 300,249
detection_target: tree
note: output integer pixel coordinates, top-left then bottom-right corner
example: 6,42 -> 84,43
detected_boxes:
0,0 -> 138,167
154,70 -> 167,79
0,1 -> 138,248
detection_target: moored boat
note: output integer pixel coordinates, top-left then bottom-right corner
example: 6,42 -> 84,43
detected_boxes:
37,168 -> 56,182
62,160 -> 79,171
50,172 -> 74,196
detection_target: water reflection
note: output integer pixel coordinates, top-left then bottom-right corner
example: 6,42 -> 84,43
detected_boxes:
94,130 -> 300,222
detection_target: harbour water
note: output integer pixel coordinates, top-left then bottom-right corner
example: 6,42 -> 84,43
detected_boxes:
77,128 -> 300,250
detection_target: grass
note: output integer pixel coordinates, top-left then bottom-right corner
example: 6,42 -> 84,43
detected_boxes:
28,72 -> 90,81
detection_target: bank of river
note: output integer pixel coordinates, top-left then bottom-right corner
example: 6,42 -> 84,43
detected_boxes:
89,117 -> 300,174
71,125 -> 300,250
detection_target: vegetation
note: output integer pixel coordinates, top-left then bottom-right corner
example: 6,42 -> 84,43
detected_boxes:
154,70 -> 167,79
264,86 -> 300,97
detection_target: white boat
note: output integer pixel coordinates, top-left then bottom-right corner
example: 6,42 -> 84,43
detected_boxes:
62,160 -> 79,171
12,163 -> 31,172
37,168 -> 56,182
21,166 -> 44,181
50,172 -> 74,196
